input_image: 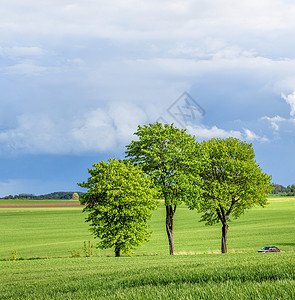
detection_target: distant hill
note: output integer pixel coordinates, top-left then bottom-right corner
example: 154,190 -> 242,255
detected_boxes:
0,192 -> 84,200
1,183 -> 294,199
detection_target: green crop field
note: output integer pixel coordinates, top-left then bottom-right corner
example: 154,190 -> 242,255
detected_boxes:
1,197 -> 294,258
0,253 -> 294,299
0,197 -> 294,299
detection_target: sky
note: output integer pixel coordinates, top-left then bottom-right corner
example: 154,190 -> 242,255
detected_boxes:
1,0 -> 295,197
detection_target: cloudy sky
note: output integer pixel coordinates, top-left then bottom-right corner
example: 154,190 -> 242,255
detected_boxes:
1,0 -> 295,196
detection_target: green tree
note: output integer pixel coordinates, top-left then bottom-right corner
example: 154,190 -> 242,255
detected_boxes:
78,158 -> 159,257
192,137 -> 272,253
125,123 -> 204,255
72,192 -> 79,201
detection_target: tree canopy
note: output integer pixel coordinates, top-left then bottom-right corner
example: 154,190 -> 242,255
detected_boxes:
0,191 -> 84,200
192,137 -> 273,253
125,122 -> 205,255
72,192 -> 79,201
271,184 -> 295,196
78,158 -> 159,257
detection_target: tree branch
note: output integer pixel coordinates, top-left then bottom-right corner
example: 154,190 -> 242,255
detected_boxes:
219,205 -> 226,222
216,208 -> 224,224
226,197 -> 238,217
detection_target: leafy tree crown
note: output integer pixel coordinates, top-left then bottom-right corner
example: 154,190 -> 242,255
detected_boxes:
78,158 -> 159,255
125,122 -> 205,207
195,137 -> 273,225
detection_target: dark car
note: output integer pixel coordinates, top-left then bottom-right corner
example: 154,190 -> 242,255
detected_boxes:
256,246 -> 281,253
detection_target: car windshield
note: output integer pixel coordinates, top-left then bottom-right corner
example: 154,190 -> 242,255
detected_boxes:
262,246 -> 271,250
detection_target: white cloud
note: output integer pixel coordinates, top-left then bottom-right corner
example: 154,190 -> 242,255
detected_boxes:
0,102 -> 148,155
71,108 -> 117,152
186,125 -> 238,140
120,53 -> 295,83
1,0 -> 295,42
261,115 -> 286,131
186,125 -> 268,142
108,102 -> 148,142
2,1 -> 295,89
3,60 -> 49,75
0,114 -> 71,154
262,91 -> 295,128
282,91 -> 295,116
243,128 -> 257,141
0,0 -> 295,157
1,0 -> 295,197
1,46 -> 45,57
71,103 -> 148,152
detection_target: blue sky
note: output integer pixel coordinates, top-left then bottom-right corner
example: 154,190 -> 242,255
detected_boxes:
1,0 -> 295,196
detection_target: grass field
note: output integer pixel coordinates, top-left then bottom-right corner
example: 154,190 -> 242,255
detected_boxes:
0,197 -> 294,258
0,253 -> 294,299
0,197 -> 294,299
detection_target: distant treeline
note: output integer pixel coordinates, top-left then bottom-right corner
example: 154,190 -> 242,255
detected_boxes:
1,184 -> 294,199
0,192 -> 84,200
271,184 -> 295,196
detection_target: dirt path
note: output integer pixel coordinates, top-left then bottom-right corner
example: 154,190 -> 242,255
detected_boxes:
0,202 -> 82,208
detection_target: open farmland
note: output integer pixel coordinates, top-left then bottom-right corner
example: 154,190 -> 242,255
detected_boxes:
0,197 -> 294,258
0,197 -> 294,299
0,253 -> 294,299
0,199 -> 80,206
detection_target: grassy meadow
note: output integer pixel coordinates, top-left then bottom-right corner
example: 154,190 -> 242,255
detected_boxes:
0,197 -> 294,299
0,253 -> 294,299
0,197 -> 293,258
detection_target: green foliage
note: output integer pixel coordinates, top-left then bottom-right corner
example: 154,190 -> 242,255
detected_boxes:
78,158 -> 159,257
69,249 -> 82,258
72,192 -> 79,201
69,241 -> 94,258
82,241 -> 94,257
125,123 -> 206,254
0,192 -> 84,200
271,183 -> 295,196
192,137 -> 273,253
10,250 -> 18,261
125,123 -> 204,207
194,137 -> 273,225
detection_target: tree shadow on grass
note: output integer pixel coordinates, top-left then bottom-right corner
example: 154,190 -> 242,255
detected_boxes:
277,243 -> 295,247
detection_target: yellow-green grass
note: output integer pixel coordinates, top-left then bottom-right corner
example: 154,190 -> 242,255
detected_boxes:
0,197 -> 294,299
0,197 -> 294,259
0,206 -> 89,259
140,197 -> 295,255
0,253 -> 294,299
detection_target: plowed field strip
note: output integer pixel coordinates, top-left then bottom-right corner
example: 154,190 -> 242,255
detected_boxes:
0,202 -> 82,208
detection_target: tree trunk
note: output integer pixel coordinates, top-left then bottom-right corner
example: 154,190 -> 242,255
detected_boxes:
166,205 -> 175,255
221,223 -> 229,253
115,246 -> 120,257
